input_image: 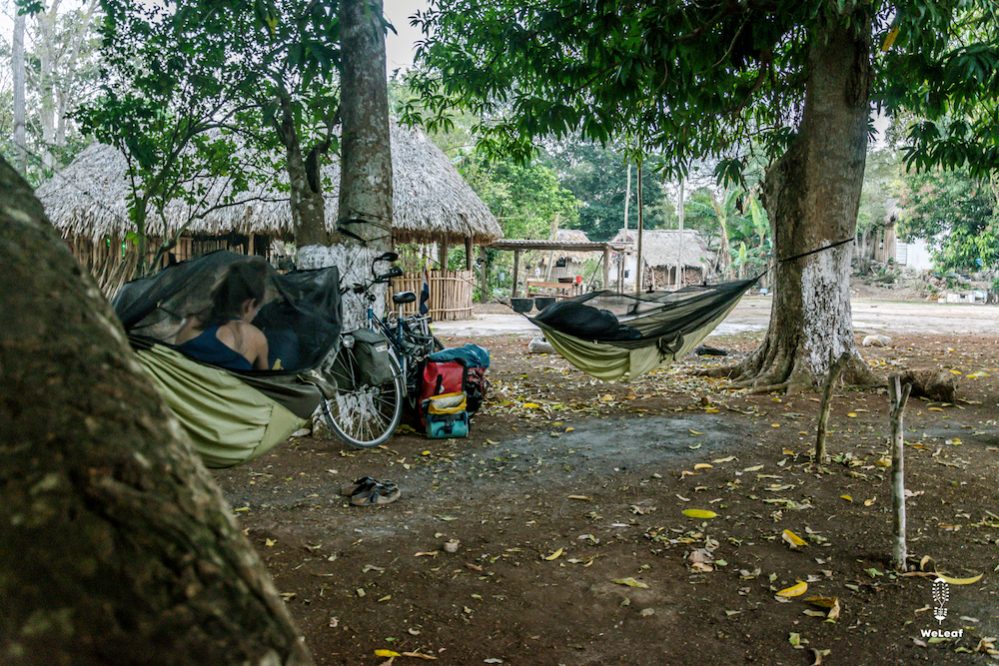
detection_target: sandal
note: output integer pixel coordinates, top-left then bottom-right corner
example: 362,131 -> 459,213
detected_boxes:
349,481 -> 401,507
339,476 -> 378,497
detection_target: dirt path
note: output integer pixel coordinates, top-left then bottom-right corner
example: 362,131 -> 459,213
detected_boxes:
435,297 -> 999,338
214,331 -> 999,665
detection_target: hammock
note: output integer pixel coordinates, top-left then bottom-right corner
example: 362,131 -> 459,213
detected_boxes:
529,277 -> 760,382
113,251 -> 341,468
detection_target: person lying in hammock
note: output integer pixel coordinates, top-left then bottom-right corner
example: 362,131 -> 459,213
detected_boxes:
175,259 -> 270,371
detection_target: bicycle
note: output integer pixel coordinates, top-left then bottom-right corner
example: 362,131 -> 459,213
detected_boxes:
320,252 -> 439,448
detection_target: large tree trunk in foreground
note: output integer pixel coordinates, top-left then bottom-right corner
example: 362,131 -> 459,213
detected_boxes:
298,0 -> 392,329
0,157 -> 312,665
733,17 -> 876,391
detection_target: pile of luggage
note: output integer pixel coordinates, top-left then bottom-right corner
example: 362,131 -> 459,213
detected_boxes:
418,344 -> 490,439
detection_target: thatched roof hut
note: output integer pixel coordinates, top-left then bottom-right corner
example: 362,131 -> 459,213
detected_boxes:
611,229 -> 712,269
36,124 -> 502,247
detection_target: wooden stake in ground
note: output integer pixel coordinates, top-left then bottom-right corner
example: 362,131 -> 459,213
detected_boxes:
888,374 -> 912,572
815,354 -> 847,462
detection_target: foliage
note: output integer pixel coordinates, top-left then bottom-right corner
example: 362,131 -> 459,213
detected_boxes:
407,1 -> 997,190
898,168 -> 998,273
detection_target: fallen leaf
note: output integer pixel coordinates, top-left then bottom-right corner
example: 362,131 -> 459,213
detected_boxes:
265,538 -> 277,548
782,529 -> 808,550
567,495 -> 592,501
682,509 -> 718,519
935,572 -> 983,585
840,494 -> 853,502
693,463 -> 713,470
776,581 -> 808,598
612,577 -> 650,589
543,547 -> 564,561
374,649 -> 401,658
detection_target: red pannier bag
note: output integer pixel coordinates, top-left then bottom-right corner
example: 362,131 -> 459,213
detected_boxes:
419,360 -> 467,425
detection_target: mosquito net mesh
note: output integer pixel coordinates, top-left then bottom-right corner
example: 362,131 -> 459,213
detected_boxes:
113,251 -> 341,373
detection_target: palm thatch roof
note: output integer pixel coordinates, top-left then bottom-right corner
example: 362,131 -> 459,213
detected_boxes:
611,229 -> 712,269
550,229 -> 592,263
36,124 -> 502,245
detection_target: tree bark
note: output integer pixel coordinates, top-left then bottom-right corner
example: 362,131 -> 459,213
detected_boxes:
299,0 -> 393,329
280,94 -> 331,248
12,10 -> 27,175
336,0 -> 392,252
733,16 -> 877,391
0,156 -> 312,666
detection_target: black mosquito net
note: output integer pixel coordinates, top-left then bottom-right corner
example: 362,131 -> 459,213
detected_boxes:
113,251 -> 341,373
531,277 -> 760,349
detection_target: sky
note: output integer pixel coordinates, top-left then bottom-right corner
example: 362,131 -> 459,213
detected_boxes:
1,0 -> 430,75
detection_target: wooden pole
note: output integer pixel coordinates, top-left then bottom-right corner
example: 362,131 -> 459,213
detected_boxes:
440,235 -> 450,269
676,178 -> 685,288
635,164 -> 644,296
602,245 -> 610,290
512,249 -> 521,299
815,353 -> 847,462
623,163 -> 632,232
888,374 -> 912,572
464,237 -> 473,270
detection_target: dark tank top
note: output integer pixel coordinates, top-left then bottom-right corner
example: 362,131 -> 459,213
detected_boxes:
176,324 -> 252,371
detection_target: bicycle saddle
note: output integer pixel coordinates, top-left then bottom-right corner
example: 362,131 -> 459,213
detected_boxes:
392,291 -> 417,305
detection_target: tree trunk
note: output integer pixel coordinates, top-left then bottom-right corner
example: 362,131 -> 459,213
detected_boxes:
38,2 -> 62,171
711,193 -> 731,278
337,0 -> 392,246
281,94 -> 330,249
12,10 -> 27,176
733,16 -> 876,391
299,0 -> 392,329
0,157 -> 313,665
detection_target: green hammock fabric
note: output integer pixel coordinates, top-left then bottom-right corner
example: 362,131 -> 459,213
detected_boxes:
529,278 -> 758,382
137,344 -> 307,468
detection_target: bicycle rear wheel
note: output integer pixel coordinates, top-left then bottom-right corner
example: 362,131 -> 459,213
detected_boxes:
321,344 -> 404,448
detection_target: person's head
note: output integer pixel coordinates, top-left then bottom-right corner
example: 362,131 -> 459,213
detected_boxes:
206,259 -> 268,325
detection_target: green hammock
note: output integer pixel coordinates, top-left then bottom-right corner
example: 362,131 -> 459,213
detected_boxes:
529,277 -> 759,382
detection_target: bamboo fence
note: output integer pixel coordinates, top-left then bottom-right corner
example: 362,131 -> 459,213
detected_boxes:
387,269 -> 474,321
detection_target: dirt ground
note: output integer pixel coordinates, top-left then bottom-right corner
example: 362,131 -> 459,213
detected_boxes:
214,329 -> 999,665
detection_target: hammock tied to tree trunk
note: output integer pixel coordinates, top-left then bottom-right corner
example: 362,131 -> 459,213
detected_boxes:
529,277 -> 761,382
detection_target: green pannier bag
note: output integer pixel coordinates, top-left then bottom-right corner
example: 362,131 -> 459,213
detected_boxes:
350,328 -> 396,385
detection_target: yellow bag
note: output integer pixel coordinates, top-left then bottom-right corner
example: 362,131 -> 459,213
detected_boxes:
427,392 -> 467,415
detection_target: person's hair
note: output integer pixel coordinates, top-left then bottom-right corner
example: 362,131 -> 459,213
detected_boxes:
204,259 -> 268,326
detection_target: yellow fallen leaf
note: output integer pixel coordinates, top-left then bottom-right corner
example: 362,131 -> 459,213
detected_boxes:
611,577 -> 649,589
966,371 -> 988,379
689,429 -> 704,436
771,422 -> 781,428
712,456 -> 735,463
928,407 -> 944,412
565,426 -> 575,433
600,394 -> 615,402
804,596 -> 839,608
682,509 -> 718,519
265,538 -> 277,547
375,649 -> 402,658
567,494 -> 591,501
544,547 -> 564,561
782,448 -> 795,455
948,369 -> 963,375
776,581 -> 808,598
704,407 -> 720,414
782,529 -> 808,549
864,498 -> 876,506
875,457 -> 892,468
694,463 -> 713,470
840,494 -> 853,502
522,402 -> 541,409
421,450 -> 431,456
935,573 -> 983,585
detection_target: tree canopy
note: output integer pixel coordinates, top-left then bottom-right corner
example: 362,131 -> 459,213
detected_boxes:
407,1 -> 998,182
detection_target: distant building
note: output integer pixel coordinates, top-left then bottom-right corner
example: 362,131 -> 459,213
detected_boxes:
869,201 -> 933,272
610,229 -> 713,290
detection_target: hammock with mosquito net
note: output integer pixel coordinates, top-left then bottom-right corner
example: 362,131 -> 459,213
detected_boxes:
528,277 -> 760,382
113,251 -> 341,468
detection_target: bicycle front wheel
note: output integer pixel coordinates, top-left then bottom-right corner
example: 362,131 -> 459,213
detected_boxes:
321,346 -> 404,448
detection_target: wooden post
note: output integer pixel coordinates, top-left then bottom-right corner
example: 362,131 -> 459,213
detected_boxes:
888,374 -> 912,572
464,237 -> 473,270
602,245 -> 610,290
512,249 -> 521,299
815,354 -> 847,462
440,235 -> 450,269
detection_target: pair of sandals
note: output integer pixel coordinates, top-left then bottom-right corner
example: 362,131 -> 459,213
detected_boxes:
340,476 -> 400,507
